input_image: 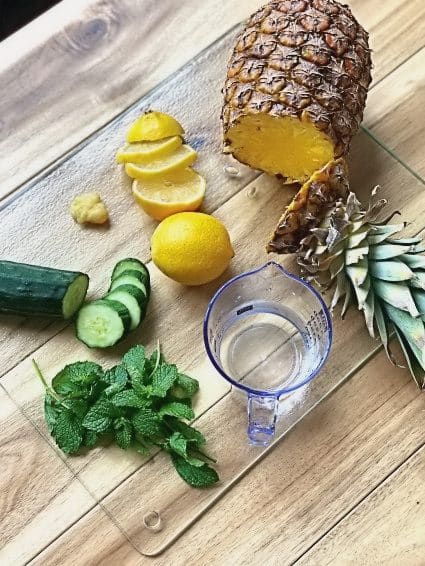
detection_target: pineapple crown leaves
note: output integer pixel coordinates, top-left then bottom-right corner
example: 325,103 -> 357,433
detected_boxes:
297,187 -> 425,389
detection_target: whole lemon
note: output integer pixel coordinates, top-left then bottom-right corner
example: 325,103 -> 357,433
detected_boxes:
151,212 -> 234,285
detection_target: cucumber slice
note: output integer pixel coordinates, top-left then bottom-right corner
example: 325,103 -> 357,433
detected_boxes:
109,273 -> 147,296
106,285 -> 143,331
76,299 -> 131,348
112,259 -> 150,293
112,258 -> 149,281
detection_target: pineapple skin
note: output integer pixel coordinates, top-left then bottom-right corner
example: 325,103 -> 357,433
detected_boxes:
222,0 -> 372,174
267,158 -> 349,253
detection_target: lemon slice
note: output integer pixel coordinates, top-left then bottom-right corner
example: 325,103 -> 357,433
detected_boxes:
127,111 -> 184,142
125,144 -> 197,179
116,136 -> 182,163
132,168 -> 206,220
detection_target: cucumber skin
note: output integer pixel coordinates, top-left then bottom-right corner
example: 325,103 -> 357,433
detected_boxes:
106,285 -> 143,331
111,261 -> 150,293
0,260 -> 89,319
108,283 -> 149,321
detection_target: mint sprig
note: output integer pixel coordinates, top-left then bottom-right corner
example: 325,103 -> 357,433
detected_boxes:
33,345 -> 219,488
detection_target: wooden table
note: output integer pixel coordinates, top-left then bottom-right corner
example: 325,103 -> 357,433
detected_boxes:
1,1 -> 425,564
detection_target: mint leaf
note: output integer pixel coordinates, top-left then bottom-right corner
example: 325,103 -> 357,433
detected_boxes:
151,364 -> 178,398
82,400 -> 114,433
123,345 -> 147,383
171,454 -> 219,488
44,395 -> 60,432
52,362 -> 104,398
166,417 -> 206,447
168,433 -> 204,467
131,407 -> 162,437
112,390 -> 150,408
83,429 -> 98,448
103,365 -> 128,396
53,410 -> 83,454
160,401 -> 194,420
66,399 -> 89,420
174,373 -> 199,398
132,438 -> 151,456
114,417 -> 133,449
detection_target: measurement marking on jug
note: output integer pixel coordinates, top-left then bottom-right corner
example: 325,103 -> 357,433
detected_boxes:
236,304 -> 253,316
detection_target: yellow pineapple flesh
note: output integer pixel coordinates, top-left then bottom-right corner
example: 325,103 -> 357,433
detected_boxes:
222,0 -> 372,184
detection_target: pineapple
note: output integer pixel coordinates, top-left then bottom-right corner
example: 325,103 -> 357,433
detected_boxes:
279,185 -> 425,388
267,157 -> 349,253
222,0 -> 372,184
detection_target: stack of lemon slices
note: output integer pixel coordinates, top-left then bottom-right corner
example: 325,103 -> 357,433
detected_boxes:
116,111 -> 206,220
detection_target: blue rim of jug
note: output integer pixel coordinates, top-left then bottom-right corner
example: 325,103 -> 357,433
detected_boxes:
203,261 -> 333,397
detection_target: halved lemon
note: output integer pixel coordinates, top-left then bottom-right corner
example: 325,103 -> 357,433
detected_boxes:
132,168 -> 206,220
125,144 -> 197,180
126,111 -> 184,142
116,136 -> 182,163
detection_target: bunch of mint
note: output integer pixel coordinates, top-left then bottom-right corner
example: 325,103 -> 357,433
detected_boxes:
33,345 -> 219,488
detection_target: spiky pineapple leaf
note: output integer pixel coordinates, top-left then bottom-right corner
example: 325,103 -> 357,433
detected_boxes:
341,281 -> 352,318
409,272 -> 425,291
412,290 -> 425,314
346,260 -> 368,286
347,227 -> 369,249
374,280 -> 420,317
350,274 -> 370,310
393,326 -> 425,389
362,291 -> 375,338
389,237 -> 422,245
346,246 -> 369,265
330,272 -> 350,310
383,303 -> 425,367
374,300 -> 395,363
369,244 -> 411,260
400,254 -> 425,269
369,260 -> 413,282
368,223 -> 405,239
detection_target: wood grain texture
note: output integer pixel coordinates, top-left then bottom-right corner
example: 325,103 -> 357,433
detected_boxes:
0,387 -> 95,565
1,1 -> 425,563
299,445 -> 425,565
2,132 -> 425,559
0,28 -> 258,378
365,47 -> 425,180
30,506 -> 141,566
29,348 -> 425,565
1,0 -> 424,203
0,0 -> 262,201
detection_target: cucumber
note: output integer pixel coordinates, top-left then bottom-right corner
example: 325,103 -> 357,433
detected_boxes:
76,299 -> 131,348
112,261 -> 150,295
106,285 -> 144,330
112,258 -> 149,284
109,273 -> 148,296
0,260 -> 89,320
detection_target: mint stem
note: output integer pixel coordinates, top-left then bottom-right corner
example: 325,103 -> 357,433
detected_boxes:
32,359 -> 62,403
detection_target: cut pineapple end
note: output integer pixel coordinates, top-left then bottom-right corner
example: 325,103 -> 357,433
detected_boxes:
226,114 -> 335,183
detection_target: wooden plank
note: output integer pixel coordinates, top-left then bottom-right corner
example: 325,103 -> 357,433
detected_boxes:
28,347 -> 425,564
1,0 -> 424,204
0,0 -> 262,201
2,132 -> 425,558
298,445 -> 425,565
349,0 -> 425,83
29,506 -> 140,566
2,4 -> 424,376
0,28 -> 258,378
0,387 -> 95,565
365,47 -> 425,180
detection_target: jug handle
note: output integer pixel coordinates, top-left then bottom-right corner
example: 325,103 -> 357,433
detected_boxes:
247,394 -> 278,446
